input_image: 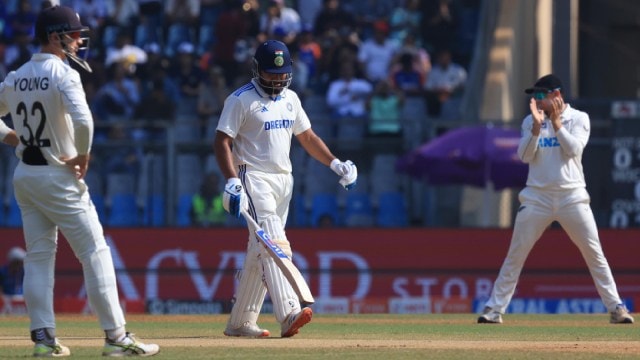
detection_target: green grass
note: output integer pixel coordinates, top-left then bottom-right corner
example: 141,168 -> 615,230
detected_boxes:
0,314 -> 639,359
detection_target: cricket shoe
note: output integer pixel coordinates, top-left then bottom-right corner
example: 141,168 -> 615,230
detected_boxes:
610,304 -> 634,324
102,332 -> 159,357
281,307 -> 313,337
224,322 -> 270,338
33,339 -> 70,357
477,306 -> 503,324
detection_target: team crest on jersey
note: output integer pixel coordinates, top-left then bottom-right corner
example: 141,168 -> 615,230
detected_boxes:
274,51 -> 284,67
287,103 -> 293,112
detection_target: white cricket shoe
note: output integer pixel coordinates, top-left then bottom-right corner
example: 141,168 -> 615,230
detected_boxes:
224,322 -> 270,338
33,339 -> 71,357
102,332 -> 159,357
477,306 -> 503,324
610,304 -> 634,324
281,307 -> 313,337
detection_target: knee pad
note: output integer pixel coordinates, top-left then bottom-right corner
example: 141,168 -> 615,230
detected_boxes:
261,216 -> 292,258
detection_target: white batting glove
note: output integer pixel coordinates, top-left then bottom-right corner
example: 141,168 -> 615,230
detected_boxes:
223,177 -> 248,218
330,159 -> 358,190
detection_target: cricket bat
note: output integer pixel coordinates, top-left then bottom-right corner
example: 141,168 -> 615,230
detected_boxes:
240,209 -> 315,305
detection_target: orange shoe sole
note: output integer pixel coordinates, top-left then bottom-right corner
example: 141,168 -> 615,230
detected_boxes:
282,307 -> 313,337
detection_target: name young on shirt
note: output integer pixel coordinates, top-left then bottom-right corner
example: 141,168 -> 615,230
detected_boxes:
14,77 -> 50,92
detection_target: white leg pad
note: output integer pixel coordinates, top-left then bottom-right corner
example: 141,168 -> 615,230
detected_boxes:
228,236 -> 268,328
261,216 -> 300,322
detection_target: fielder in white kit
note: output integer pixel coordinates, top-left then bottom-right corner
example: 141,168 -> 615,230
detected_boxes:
478,74 -> 634,325
0,5 -> 159,356
215,40 -> 357,337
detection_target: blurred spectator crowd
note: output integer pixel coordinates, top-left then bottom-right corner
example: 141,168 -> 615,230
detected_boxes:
0,0 -> 481,228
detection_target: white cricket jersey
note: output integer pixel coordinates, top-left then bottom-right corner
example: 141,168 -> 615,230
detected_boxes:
517,104 -> 589,190
0,53 -> 93,166
216,79 -> 311,174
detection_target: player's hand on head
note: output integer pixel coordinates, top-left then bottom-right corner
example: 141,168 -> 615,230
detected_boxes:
223,177 -> 248,218
330,159 -> 358,190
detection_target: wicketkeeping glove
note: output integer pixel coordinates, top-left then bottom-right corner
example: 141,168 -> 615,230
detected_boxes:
330,159 -> 358,190
223,177 -> 248,218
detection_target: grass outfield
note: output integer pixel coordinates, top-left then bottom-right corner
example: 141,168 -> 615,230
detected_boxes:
0,313 -> 639,359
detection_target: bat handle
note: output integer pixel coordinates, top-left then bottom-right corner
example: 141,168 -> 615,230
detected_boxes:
240,209 -> 264,241
240,208 -> 258,228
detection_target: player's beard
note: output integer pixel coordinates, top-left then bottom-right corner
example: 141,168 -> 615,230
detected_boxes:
259,79 -> 284,96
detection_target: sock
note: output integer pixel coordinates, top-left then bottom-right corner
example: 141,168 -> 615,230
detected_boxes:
105,327 -> 126,343
31,328 -> 55,344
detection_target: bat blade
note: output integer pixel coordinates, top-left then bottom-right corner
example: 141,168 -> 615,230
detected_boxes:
242,211 -> 315,305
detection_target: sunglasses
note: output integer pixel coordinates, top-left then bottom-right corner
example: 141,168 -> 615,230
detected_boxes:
532,88 -> 560,100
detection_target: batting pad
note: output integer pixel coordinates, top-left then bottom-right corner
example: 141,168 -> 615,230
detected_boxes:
228,237 -> 268,328
261,216 -> 300,322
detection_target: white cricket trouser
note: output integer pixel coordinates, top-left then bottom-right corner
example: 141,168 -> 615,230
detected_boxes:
227,168 -> 299,327
13,163 -> 126,331
485,186 -> 623,313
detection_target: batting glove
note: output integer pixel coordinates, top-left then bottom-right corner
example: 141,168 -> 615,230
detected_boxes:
223,177 -> 248,218
330,159 -> 358,190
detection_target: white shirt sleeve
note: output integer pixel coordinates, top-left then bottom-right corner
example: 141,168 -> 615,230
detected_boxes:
556,109 -> 589,158
216,95 -> 245,139
59,71 -> 94,155
517,115 -> 538,163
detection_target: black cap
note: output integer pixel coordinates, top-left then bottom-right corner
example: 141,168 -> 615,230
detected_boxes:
35,6 -> 88,42
253,40 -> 292,74
524,74 -> 563,94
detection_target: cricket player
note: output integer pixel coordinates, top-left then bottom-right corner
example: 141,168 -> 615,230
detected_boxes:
215,40 -> 357,337
0,5 -> 159,356
478,74 -> 634,325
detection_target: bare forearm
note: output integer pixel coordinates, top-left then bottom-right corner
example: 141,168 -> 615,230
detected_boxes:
213,132 -> 237,179
2,131 -> 19,147
297,129 -> 336,166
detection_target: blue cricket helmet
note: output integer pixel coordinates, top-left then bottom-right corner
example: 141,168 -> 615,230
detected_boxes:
252,40 -> 293,95
35,5 -> 93,72
253,40 -> 292,74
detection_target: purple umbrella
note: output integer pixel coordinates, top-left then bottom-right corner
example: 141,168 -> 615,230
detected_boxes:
396,125 -> 528,190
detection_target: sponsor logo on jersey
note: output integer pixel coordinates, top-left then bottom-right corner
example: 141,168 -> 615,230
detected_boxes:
538,137 -> 560,148
264,119 -> 294,130
14,77 -> 50,91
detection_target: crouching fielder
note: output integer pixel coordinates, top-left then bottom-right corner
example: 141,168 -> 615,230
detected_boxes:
214,40 -> 357,338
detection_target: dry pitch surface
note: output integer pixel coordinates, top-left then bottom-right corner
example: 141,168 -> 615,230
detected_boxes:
1,314 -> 639,359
